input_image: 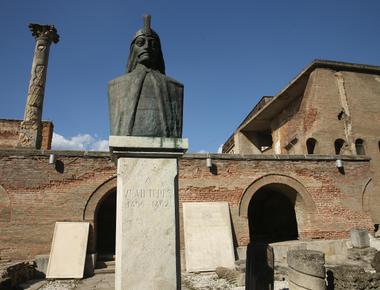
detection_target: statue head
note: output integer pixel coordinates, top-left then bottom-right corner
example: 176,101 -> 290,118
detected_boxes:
126,15 -> 165,74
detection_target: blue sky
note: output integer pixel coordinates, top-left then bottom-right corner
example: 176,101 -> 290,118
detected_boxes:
0,1 -> 379,152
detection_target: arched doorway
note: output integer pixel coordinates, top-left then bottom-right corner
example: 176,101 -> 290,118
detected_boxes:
96,189 -> 116,254
239,175 -> 315,290
83,177 -> 117,253
248,183 -> 298,243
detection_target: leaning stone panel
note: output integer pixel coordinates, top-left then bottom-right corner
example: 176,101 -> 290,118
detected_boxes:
183,202 -> 235,272
46,222 -> 89,279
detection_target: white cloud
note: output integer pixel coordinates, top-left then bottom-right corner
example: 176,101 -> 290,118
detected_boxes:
52,133 -> 109,151
91,139 -> 109,151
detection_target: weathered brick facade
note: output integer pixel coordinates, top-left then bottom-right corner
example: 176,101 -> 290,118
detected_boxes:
223,60 -> 380,223
0,149 -> 373,262
0,120 -> 53,150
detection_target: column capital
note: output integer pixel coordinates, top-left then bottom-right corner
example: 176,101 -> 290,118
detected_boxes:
29,23 -> 59,44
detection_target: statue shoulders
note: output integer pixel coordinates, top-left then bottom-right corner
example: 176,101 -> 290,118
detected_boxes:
108,73 -> 135,87
108,70 -> 184,91
164,75 -> 184,88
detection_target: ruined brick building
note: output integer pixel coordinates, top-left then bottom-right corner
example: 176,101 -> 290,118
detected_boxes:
0,59 -> 379,274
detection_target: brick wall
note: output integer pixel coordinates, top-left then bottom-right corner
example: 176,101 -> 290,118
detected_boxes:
270,69 -> 380,222
0,120 -> 20,149
0,120 -> 53,150
0,150 -> 374,262
40,122 -> 54,150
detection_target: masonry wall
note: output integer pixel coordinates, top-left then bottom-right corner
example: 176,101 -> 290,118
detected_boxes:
270,69 -> 380,222
0,120 -> 54,150
0,120 -> 21,149
0,150 -> 374,263
271,68 -> 348,155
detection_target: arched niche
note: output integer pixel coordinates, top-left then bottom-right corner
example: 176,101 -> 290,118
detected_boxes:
306,138 -> 318,154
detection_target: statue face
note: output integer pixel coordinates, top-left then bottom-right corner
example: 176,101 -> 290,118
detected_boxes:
133,35 -> 159,68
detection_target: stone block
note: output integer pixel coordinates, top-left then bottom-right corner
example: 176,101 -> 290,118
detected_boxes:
109,135 -> 188,157
370,234 -> 380,251
350,229 -> 370,248
347,247 -> 377,268
288,280 -> 311,290
287,267 -> 326,289
371,251 -> 380,272
183,202 -> 235,272
287,250 -> 326,290
269,241 -> 307,267
375,227 -> 380,238
46,222 -> 89,279
287,249 -> 325,278
115,157 -> 179,290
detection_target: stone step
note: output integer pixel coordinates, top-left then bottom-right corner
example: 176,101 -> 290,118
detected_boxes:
95,253 -> 115,274
96,260 -> 115,269
94,266 -> 115,274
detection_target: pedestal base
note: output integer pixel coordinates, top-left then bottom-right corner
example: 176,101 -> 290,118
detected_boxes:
18,121 -> 41,149
115,157 -> 179,290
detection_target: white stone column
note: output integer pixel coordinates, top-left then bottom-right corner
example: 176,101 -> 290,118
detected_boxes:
110,136 -> 188,290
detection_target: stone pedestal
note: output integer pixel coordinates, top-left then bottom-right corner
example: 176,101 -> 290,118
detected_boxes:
350,229 -> 370,248
110,136 -> 188,290
287,250 -> 326,290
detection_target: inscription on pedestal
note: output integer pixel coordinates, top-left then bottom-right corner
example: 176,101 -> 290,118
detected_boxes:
123,188 -> 171,209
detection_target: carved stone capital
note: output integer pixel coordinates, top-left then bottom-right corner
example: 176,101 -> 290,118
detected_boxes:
29,23 -> 59,44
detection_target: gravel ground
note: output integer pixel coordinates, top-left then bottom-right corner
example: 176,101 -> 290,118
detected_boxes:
38,280 -> 79,290
20,273 -> 289,289
181,272 -> 243,290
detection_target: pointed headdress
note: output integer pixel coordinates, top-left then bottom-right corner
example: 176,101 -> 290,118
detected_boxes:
126,15 -> 166,74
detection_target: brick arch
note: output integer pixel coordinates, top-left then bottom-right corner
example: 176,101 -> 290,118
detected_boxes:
239,174 -> 316,218
83,176 -> 117,222
83,176 -> 117,253
0,184 -> 11,222
362,178 -> 372,214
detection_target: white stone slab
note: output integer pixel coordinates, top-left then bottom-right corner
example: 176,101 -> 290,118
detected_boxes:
115,157 -> 179,290
109,135 -> 188,150
46,222 -> 89,279
183,202 -> 235,272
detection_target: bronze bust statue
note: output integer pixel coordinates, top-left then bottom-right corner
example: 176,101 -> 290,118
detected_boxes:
108,15 -> 183,138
